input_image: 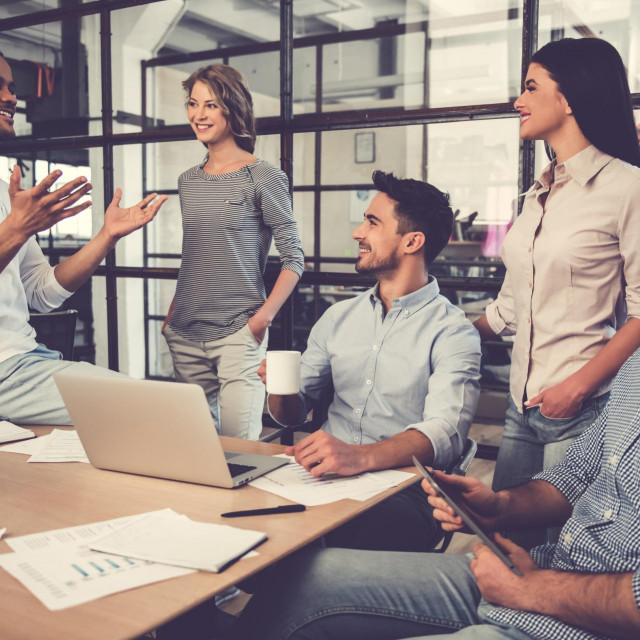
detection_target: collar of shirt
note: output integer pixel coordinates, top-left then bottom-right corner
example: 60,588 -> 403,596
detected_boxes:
368,276 -> 440,318
534,145 -> 614,193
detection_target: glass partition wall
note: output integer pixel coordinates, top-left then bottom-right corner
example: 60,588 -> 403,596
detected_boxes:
1,1 -> 639,449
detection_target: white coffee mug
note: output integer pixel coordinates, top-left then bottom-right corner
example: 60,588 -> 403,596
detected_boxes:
266,351 -> 301,395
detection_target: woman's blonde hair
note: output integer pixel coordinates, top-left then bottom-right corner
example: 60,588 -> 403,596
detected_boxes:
183,64 -> 256,153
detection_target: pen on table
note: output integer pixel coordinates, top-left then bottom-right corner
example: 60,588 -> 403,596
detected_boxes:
221,504 -> 306,518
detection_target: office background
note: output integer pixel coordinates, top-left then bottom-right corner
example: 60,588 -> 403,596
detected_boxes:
0,0 -> 639,432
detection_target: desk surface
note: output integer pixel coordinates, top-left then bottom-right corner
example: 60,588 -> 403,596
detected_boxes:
0,427 -> 418,640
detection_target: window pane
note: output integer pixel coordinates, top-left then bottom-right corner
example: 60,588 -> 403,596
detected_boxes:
294,0 -> 521,113
121,0 -> 282,132
538,0 -> 640,92
0,15 -> 103,138
0,1 -> 94,19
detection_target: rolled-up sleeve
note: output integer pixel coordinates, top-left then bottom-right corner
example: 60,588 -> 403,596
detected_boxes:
618,176 -> 640,319
485,268 -> 518,336
406,322 -> 481,468
19,236 -> 72,312
258,169 -> 304,277
533,403 -> 606,504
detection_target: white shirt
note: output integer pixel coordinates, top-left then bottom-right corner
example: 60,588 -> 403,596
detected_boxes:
485,145 -> 640,412
0,180 -> 72,364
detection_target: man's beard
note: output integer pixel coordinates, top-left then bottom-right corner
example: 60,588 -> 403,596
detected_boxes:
354,251 -> 400,277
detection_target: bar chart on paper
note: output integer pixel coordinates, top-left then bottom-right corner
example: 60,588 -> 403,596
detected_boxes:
0,511 -> 194,610
0,545 -> 193,610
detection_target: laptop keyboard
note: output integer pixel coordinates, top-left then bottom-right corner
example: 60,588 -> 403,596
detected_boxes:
228,462 -> 257,478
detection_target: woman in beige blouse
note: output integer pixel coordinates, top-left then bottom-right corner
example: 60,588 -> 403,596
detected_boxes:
474,37 -> 640,547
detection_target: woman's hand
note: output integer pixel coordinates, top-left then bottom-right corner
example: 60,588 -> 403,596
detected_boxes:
247,314 -> 270,345
525,375 -> 587,418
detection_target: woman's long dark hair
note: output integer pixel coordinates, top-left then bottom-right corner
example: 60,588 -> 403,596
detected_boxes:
531,38 -> 640,167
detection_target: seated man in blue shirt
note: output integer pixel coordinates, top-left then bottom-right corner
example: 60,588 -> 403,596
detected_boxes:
262,170 -> 482,552
236,348 -> 640,640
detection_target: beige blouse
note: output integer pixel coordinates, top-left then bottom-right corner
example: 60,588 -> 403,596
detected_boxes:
486,145 -> 640,413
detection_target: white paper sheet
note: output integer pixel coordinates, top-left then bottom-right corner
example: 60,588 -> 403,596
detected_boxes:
0,527 -> 6,540
249,455 -> 415,506
90,510 -> 267,573
6,510 -> 173,552
27,429 -> 89,463
0,432 -> 53,455
0,509 -> 194,611
0,421 -> 35,445
0,545 -> 193,611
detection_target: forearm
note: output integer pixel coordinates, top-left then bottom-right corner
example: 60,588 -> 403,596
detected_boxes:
520,570 -> 640,639
567,318 -> 640,402
498,479 -> 572,531
0,216 -> 29,273
54,228 -> 115,292
358,429 -> 434,472
473,313 -> 499,342
254,270 -> 300,323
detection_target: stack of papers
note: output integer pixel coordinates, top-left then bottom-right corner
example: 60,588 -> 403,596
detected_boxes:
0,509 -> 264,611
249,455 -> 415,506
90,509 -> 266,573
0,510 -> 192,611
0,421 -> 35,444
0,429 -> 89,463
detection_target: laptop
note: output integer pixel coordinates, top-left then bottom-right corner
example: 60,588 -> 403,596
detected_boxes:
53,373 -> 288,488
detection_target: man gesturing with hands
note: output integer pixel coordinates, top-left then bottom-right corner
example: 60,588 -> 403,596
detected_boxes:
0,51 -> 167,425
236,348 -> 640,640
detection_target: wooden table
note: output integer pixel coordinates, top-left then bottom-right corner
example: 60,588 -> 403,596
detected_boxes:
0,427 -> 418,640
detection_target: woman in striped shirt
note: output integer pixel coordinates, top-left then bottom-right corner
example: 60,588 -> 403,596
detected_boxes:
162,64 -> 304,440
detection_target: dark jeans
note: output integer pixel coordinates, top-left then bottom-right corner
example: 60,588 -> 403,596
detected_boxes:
324,481 -> 443,552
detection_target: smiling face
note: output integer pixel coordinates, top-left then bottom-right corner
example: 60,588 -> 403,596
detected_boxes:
187,81 -> 233,148
0,57 -> 17,139
514,63 -> 572,143
352,192 -> 405,277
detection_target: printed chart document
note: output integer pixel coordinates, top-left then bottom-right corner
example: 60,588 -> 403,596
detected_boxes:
0,509 -> 194,611
0,421 -> 35,444
91,510 -> 266,573
249,455 -> 415,506
0,432 -> 53,456
27,429 -> 89,463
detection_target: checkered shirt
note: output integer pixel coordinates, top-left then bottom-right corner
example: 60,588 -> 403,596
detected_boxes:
486,348 -> 640,639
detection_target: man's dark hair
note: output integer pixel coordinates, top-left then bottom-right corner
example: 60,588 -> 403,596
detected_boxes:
372,170 -> 453,266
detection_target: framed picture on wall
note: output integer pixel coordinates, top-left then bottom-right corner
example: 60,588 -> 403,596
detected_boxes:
354,132 -> 375,163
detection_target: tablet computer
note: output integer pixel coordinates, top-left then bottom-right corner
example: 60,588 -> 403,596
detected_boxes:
412,456 -> 522,575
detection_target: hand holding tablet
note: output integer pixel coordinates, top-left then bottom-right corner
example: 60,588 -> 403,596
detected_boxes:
412,456 -> 522,576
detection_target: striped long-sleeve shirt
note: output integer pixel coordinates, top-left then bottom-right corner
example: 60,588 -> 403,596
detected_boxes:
169,157 -> 304,342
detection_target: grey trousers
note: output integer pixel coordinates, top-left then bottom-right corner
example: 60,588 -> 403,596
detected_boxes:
163,324 -> 267,440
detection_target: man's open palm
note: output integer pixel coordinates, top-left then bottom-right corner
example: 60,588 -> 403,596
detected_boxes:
104,189 -> 167,240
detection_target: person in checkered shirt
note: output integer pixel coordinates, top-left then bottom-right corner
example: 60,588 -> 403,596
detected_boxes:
231,348 -> 640,640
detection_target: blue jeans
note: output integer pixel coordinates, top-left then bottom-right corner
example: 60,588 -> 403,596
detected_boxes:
232,547 -> 530,640
492,392 -> 609,548
0,345 -> 125,425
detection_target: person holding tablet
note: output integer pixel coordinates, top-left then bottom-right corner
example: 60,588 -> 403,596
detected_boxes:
162,64 -> 304,440
231,348 -> 640,640
471,38 -> 640,546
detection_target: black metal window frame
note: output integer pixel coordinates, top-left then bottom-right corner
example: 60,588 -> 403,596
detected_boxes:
1,0 -> 639,376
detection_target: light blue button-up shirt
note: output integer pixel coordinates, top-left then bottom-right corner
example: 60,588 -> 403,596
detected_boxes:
293,277 -> 481,468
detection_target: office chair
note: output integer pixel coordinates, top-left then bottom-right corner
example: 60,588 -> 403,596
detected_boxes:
29,309 -> 78,360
